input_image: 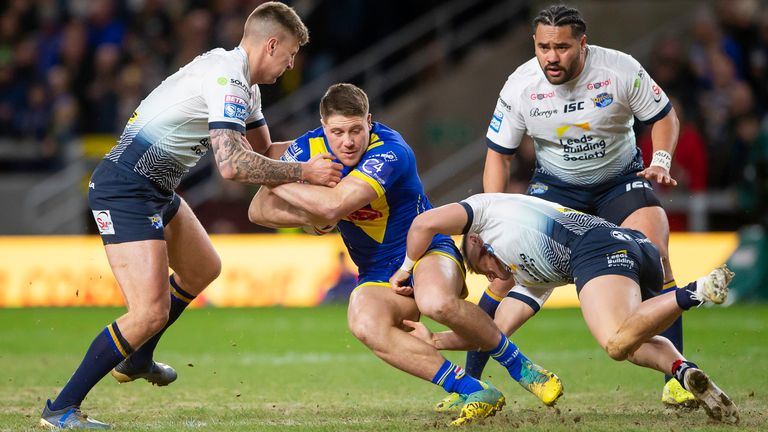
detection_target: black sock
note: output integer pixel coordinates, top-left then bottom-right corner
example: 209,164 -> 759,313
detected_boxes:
674,281 -> 702,311
51,322 -> 133,410
672,359 -> 699,390
128,274 -> 194,370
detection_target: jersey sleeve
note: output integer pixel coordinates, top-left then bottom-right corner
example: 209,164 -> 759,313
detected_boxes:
485,77 -> 526,155
348,144 -> 408,198
459,194 -> 492,233
203,64 -> 253,134
245,84 -> 266,130
279,132 -> 312,163
623,55 -> 672,124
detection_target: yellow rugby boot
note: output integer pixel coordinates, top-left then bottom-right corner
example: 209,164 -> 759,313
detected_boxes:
661,378 -> 698,410
434,392 -> 466,412
450,381 -> 505,426
518,360 -> 563,406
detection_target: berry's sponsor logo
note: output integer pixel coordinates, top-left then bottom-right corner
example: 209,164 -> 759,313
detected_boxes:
529,107 -> 559,118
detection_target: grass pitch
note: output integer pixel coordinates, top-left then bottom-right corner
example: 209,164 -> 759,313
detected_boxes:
1,305 -> 766,431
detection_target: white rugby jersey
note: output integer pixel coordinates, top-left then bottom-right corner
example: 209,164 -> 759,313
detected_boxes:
486,45 -> 671,186
462,193 -> 613,292
106,47 -> 265,191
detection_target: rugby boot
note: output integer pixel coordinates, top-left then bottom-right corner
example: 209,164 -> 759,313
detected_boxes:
695,264 -> 734,305
111,359 -> 177,386
434,392 -> 466,412
39,400 -> 111,430
661,378 -> 698,410
517,360 -> 563,406
683,368 -> 739,424
450,381 -> 505,426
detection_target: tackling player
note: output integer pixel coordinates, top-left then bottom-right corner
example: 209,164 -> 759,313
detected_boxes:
395,193 -> 739,425
451,4 -> 699,411
39,3 -> 342,430
248,83 -> 564,426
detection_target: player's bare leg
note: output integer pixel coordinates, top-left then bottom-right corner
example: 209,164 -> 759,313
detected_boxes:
113,199 -> 221,386
348,284 -> 505,425
41,240 -> 170,429
347,284 -> 440,378
622,205 -> 698,407
579,274 -> 738,423
107,241 -> 172,346
605,265 -> 733,361
412,254 -> 499,351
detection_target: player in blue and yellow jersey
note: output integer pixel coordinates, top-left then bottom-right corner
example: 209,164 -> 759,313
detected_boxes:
249,83 -> 563,426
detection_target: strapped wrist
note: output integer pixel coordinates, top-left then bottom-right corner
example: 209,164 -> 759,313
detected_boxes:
400,255 -> 416,273
650,150 -> 672,171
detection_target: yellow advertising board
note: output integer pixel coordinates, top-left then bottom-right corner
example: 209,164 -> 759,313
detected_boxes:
0,233 -> 738,308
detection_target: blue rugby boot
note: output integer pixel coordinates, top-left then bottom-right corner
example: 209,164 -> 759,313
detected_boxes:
39,400 -> 111,429
111,359 -> 177,386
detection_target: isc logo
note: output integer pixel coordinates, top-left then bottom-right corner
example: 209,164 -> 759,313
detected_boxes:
625,180 -> 652,192
563,101 -> 584,113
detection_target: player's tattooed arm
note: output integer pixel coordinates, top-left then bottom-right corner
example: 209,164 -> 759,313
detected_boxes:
210,128 -> 342,187
210,128 -> 302,186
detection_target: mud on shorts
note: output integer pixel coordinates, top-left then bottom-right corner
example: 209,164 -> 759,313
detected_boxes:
88,160 -> 181,245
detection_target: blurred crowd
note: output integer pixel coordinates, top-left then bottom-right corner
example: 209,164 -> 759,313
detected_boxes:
0,0 -> 450,169
1,0 -> 767,228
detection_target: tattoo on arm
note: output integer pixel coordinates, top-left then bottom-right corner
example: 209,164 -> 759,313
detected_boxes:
210,128 -> 302,185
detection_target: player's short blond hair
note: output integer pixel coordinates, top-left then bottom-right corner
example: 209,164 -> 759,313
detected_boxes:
320,83 -> 369,119
243,1 -> 309,46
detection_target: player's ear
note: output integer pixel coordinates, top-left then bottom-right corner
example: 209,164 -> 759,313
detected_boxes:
267,37 -> 278,56
366,113 -> 372,128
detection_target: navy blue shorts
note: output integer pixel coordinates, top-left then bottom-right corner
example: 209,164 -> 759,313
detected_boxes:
526,170 -> 662,225
88,161 -> 181,245
570,227 -> 663,300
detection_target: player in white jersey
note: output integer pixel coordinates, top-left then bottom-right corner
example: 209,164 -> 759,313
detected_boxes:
453,4 -> 697,411
39,3 -> 342,430
392,193 -> 739,425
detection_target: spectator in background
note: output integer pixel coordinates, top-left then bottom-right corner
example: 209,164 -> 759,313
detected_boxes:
321,251 -> 358,305
738,116 -> 768,226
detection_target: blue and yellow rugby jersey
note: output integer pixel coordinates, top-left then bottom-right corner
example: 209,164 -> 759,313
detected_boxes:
281,122 -> 454,278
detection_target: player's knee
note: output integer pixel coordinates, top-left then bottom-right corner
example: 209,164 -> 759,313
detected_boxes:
605,338 -> 629,361
347,312 -> 377,346
136,305 -> 170,336
206,252 -> 222,283
418,296 -> 458,325
177,252 -> 222,291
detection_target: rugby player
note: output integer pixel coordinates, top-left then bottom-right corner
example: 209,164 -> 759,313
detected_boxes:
395,193 -> 739,424
248,83 -> 563,426
40,3 -> 342,430
452,4 -> 699,411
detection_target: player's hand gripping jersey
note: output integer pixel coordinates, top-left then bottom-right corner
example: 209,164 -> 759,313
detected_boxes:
486,45 -> 671,186
105,47 -> 265,192
282,122 -> 452,278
